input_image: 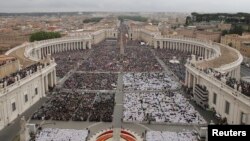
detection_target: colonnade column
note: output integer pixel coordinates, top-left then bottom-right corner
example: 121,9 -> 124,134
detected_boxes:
53,69 -> 57,85
185,70 -> 189,86
204,49 -> 207,60
88,41 -> 92,49
187,72 -> 191,88
41,75 -> 45,97
44,75 -> 48,92
160,41 -> 163,49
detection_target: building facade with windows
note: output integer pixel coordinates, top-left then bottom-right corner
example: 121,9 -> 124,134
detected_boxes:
221,33 -> 250,60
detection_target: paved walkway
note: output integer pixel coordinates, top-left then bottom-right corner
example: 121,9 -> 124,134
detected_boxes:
112,72 -> 124,140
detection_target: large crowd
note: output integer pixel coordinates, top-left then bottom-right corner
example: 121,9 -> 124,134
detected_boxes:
74,40 -> 163,72
123,47 -> 162,72
204,69 -> 250,97
146,131 -> 198,141
53,50 -> 89,78
32,91 -> 115,122
0,62 -> 44,87
156,49 -> 191,82
35,128 -> 88,141
226,77 -> 250,96
123,73 -> 179,91
78,41 -> 122,72
63,73 -> 118,90
123,91 -> 206,124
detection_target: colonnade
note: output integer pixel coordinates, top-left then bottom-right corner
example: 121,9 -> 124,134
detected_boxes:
185,65 -> 241,89
154,40 -> 213,60
43,69 -> 57,94
34,40 -> 91,60
185,63 -> 249,125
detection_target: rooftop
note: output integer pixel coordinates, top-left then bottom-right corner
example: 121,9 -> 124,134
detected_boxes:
8,44 -> 35,68
0,55 -> 16,66
196,44 -> 238,69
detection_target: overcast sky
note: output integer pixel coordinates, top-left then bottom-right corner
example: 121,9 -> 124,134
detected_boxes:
0,0 -> 250,13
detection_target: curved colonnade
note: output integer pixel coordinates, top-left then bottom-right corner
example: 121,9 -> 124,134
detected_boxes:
130,28 -> 248,124
25,36 -> 92,61
0,28 -> 117,130
152,36 -> 248,124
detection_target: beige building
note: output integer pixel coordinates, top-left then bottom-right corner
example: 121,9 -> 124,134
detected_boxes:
0,33 -> 29,54
240,42 -> 250,58
176,28 -> 195,38
128,24 -> 161,46
221,33 -> 250,58
217,23 -> 232,31
195,31 -> 221,42
176,28 -> 221,42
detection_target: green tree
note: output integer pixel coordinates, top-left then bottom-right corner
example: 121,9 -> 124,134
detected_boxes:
30,31 -> 61,42
185,16 -> 192,26
222,30 -> 229,36
83,17 -> 103,23
118,16 -> 148,22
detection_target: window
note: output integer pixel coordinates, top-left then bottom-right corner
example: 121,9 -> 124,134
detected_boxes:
225,101 -> 230,115
35,88 -> 38,95
24,94 -> 28,103
12,102 -> 16,112
213,93 -> 217,105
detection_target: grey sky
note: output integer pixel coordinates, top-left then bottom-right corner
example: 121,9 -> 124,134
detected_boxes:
0,0 -> 249,13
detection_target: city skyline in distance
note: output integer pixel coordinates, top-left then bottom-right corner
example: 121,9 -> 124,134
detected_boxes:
0,0 -> 250,13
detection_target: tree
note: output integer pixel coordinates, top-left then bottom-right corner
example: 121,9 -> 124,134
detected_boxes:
229,25 -> 243,35
83,17 -> 103,23
118,16 -> 148,22
222,30 -> 229,36
185,16 -> 192,26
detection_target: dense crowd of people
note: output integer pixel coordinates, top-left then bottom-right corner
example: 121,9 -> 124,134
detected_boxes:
146,131 -> 198,141
0,62 -> 44,87
78,41 -> 162,72
88,93 -> 115,122
32,91 -> 114,122
156,49 -> 191,82
226,77 -> 250,96
35,128 -> 88,141
53,50 -> 89,78
123,91 -> 206,124
78,41 -> 122,72
63,73 -> 118,90
123,46 -> 162,72
126,40 -> 141,46
123,73 -> 179,91
204,68 -> 250,97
